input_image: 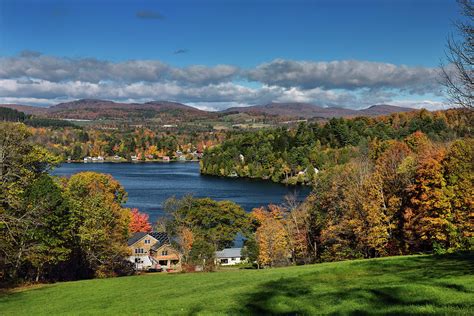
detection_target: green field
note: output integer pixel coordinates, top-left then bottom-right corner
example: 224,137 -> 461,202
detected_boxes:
1,253 -> 473,315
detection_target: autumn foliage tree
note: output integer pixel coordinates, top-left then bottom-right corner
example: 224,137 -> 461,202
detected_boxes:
251,206 -> 289,267
65,172 -> 131,278
1,123 -> 135,284
129,208 -> 152,233
293,131 -> 473,264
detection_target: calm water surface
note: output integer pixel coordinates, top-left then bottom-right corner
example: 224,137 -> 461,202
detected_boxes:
52,162 -> 310,221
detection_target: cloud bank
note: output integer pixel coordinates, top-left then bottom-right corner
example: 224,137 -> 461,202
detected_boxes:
0,52 -> 445,110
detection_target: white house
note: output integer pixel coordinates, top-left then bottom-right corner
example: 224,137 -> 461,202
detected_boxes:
215,248 -> 243,266
298,167 -> 319,176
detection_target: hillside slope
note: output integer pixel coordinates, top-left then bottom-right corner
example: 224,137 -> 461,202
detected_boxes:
0,100 -> 418,121
1,253 -> 472,315
225,102 -> 417,118
0,99 -> 215,121
47,99 -> 214,120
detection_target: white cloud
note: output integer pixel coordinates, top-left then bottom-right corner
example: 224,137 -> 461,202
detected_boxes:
247,59 -> 441,94
0,53 -> 447,110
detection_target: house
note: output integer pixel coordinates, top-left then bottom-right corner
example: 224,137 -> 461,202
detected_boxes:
162,156 -> 170,162
215,248 -> 243,266
298,167 -> 319,176
130,155 -> 138,161
127,232 -> 182,272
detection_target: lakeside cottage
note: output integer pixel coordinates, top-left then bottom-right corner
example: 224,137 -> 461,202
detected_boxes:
128,232 -> 182,272
215,248 -> 243,266
298,167 -> 319,176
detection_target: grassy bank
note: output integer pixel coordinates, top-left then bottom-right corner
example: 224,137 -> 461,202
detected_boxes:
1,253 -> 473,315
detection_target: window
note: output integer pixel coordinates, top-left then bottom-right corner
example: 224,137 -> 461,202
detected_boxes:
232,257 -> 237,261
144,239 -> 150,244
162,250 -> 168,256
135,258 -> 143,263
221,259 -> 228,264
135,248 -> 145,254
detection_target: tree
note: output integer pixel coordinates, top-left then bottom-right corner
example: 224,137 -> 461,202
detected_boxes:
252,206 -> 289,267
241,235 -> 259,268
282,194 -> 311,263
21,175 -> 71,282
129,208 -> 152,233
163,195 -> 250,269
441,0 -> 473,108
65,172 -> 131,277
0,123 -> 60,282
441,139 -> 474,251
403,147 -> 453,253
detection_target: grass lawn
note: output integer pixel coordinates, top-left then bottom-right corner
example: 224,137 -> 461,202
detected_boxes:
1,253 -> 473,315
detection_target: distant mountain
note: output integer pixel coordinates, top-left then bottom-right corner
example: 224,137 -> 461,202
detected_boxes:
43,99 -> 213,120
358,104 -> 416,116
225,102 -> 417,118
0,100 -> 418,121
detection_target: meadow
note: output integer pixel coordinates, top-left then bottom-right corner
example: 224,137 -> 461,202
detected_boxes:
1,252 -> 472,315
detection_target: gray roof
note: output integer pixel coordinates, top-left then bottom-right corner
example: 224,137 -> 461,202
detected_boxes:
215,248 -> 242,258
127,232 -> 148,246
149,232 -> 170,245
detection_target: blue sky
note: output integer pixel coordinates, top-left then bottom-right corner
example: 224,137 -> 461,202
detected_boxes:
0,0 -> 462,109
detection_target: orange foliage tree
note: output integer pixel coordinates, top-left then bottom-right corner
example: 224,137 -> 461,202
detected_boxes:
129,208 -> 152,233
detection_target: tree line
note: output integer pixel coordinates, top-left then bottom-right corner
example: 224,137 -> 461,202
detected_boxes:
200,109 -> 472,185
29,125 -> 223,161
1,123 -> 135,285
244,133 -> 473,266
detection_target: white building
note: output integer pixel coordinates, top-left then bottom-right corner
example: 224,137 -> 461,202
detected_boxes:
298,167 -> 319,176
215,248 -> 243,266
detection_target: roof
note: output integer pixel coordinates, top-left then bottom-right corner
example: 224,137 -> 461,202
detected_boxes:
215,248 -> 242,258
149,232 -> 170,245
127,232 -> 148,246
127,231 -> 170,247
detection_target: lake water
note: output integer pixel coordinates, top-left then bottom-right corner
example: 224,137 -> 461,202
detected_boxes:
52,162 -> 311,221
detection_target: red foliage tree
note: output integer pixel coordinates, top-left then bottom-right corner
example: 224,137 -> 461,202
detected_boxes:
129,208 -> 152,233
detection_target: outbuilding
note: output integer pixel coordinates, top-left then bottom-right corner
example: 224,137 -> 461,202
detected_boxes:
215,248 -> 243,266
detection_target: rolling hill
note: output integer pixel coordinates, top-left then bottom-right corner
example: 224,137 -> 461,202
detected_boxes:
46,99 -> 214,120
0,99 -> 214,121
225,102 -> 416,118
0,253 -> 472,315
0,99 -> 418,121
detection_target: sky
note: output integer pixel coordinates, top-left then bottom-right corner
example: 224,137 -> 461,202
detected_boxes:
0,0 -> 463,110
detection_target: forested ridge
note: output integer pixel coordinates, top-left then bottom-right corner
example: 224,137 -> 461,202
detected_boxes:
200,109 -> 473,184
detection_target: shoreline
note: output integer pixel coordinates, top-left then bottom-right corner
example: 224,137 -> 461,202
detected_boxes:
64,159 -> 201,164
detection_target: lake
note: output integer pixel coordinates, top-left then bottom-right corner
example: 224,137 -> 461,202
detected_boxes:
52,162 -> 311,221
